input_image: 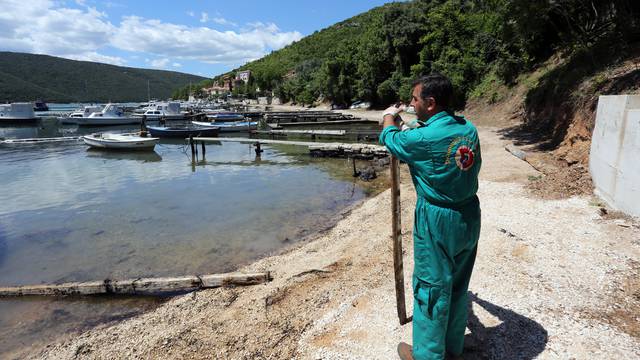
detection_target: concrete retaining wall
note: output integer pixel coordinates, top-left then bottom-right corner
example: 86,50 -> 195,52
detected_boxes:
590,95 -> 640,217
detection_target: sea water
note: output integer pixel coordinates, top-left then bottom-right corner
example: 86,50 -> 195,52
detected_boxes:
0,118 -> 385,357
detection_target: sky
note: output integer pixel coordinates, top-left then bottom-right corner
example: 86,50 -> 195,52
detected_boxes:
0,0 -> 399,78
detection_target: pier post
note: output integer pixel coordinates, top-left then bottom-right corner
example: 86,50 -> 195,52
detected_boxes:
189,135 -> 195,157
254,142 -> 263,156
201,141 -> 206,157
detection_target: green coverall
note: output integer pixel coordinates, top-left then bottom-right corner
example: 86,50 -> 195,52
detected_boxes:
380,111 -> 482,359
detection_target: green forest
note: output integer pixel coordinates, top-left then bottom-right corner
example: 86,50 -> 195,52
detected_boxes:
0,52 -> 206,102
175,0 -> 640,109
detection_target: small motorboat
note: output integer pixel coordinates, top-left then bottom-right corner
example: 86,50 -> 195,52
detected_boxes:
0,103 -> 38,123
59,105 -> 103,124
82,133 -> 159,150
191,121 -> 258,132
76,103 -> 140,126
135,102 -> 186,120
146,125 -> 220,138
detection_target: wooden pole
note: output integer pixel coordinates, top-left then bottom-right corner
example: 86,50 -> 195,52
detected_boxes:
0,272 -> 271,297
391,156 -> 411,325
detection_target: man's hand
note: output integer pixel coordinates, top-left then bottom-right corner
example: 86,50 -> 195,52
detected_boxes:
380,104 -> 406,127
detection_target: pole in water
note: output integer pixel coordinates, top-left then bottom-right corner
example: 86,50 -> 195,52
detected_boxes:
352,157 -> 359,177
201,141 -> 206,157
189,135 -> 195,157
254,142 -> 263,157
139,115 -> 148,137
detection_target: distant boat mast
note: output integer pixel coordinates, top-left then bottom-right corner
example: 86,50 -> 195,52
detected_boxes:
147,80 -> 151,102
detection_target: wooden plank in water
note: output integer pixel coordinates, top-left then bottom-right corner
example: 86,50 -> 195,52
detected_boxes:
275,119 -> 373,126
0,136 -> 81,144
255,129 -> 347,136
0,272 -> 271,297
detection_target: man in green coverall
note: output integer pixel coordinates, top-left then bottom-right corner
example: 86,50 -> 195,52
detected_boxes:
379,73 -> 482,360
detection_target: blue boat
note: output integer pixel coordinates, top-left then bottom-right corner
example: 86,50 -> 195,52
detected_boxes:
146,125 -> 220,138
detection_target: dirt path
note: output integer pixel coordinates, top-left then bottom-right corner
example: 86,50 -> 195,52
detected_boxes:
24,115 -> 640,359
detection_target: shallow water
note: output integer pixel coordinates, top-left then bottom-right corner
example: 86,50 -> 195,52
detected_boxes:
0,119 -> 384,357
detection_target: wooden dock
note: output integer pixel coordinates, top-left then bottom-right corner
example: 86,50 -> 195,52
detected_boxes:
193,137 -> 388,158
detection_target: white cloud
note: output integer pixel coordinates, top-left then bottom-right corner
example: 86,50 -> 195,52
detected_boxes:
0,0 -> 302,69
186,10 -> 195,17
112,16 -> 302,64
66,51 -> 126,66
0,0 -> 119,64
213,17 -> 237,27
200,12 -> 209,23
150,58 -> 170,68
172,62 -> 182,68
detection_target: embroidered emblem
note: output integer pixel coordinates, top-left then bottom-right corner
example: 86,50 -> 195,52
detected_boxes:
455,145 -> 474,170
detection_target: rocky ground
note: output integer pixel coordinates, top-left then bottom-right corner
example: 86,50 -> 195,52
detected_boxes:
17,107 -> 640,359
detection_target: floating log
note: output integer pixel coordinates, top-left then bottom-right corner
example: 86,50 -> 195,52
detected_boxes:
0,272 -> 271,297
0,136 -> 81,144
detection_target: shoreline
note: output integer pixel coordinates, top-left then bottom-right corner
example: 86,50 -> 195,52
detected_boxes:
20,108 -> 640,359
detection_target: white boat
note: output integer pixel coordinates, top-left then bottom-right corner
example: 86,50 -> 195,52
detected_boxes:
192,120 -> 258,132
76,104 -> 140,126
82,133 -> 159,150
0,103 -> 37,123
136,102 -> 186,120
58,105 -> 103,124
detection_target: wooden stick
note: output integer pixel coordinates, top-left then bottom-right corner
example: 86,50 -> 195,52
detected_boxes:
0,272 -> 271,297
391,156 -> 411,325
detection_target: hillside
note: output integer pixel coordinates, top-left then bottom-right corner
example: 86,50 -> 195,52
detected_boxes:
0,52 -> 207,102
176,0 -> 640,193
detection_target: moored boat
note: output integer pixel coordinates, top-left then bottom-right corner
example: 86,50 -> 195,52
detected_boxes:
0,103 -> 38,124
82,133 -> 159,150
191,120 -> 257,132
58,105 -> 103,124
136,101 -> 186,120
146,125 -> 220,138
76,104 -> 140,126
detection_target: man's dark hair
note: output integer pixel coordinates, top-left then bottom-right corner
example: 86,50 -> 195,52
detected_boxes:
412,73 -> 453,110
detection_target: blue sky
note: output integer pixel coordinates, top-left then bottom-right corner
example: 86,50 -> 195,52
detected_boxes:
0,0 -> 399,78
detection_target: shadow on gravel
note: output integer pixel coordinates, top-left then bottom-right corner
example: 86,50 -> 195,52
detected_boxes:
463,293 -> 548,360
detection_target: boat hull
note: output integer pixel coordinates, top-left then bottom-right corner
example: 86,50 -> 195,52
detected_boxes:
136,114 -> 186,121
76,117 -> 141,126
0,117 -> 38,124
192,121 -> 257,132
82,134 -> 159,150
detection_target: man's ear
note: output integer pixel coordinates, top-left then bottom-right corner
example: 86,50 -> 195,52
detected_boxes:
426,97 -> 437,112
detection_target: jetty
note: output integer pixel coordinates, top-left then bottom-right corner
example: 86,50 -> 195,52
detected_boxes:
191,137 -> 388,159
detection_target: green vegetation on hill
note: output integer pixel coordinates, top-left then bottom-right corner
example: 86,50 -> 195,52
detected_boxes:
0,52 -> 207,102
177,0 -> 640,109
